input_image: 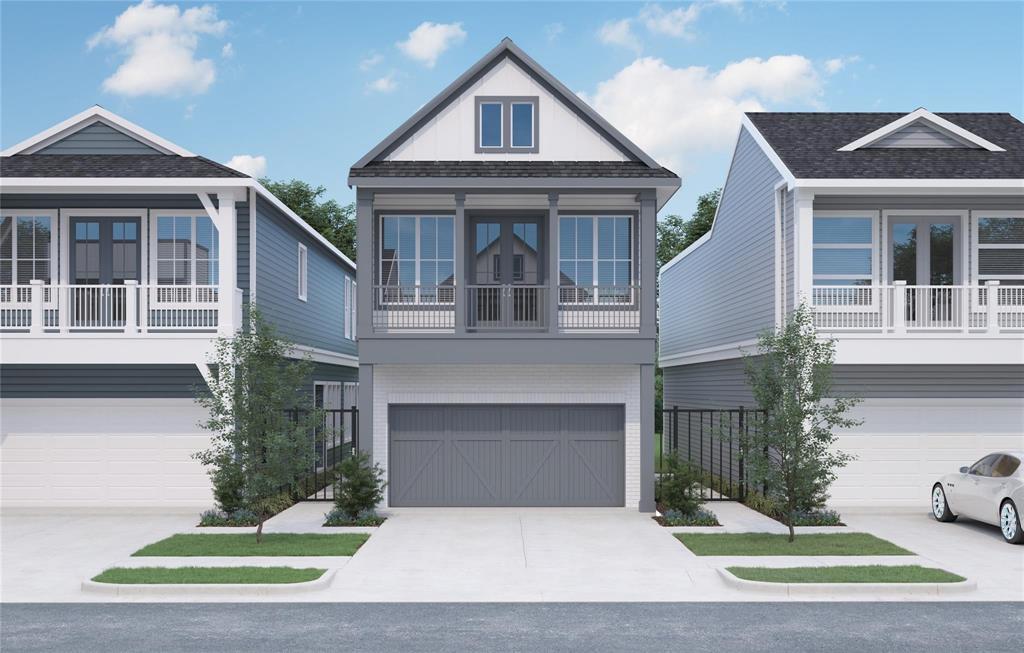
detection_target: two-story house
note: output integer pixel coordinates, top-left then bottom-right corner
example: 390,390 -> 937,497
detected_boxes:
659,109 -> 1024,508
0,106 -> 358,508
349,39 -> 679,511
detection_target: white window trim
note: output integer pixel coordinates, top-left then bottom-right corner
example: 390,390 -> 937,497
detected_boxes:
558,215 -> 634,305
972,210 -> 1024,283
313,380 -> 343,409
880,209 -> 968,287
378,214 -> 455,305
344,275 -> 352,340
811,210 -> 879,312
150,210 -> 217,287
297,243 -> 308,302
478,102 -> 503,149
510,101 -> 535,149
1,209 -> 58,287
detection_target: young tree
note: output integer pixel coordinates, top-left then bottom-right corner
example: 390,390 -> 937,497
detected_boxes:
333,451 -> 387,521
260,178 -> 356,261
741,303 -> 861,541
193,309 -> 322,542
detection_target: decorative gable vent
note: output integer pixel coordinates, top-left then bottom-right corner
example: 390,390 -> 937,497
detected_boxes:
838,108 -> 1005,152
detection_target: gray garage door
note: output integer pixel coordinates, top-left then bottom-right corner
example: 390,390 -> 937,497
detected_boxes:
389,404 -> 624,507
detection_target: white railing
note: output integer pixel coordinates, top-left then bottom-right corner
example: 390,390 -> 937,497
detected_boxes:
0,280 -> 221,333
812,281 -> 1023,334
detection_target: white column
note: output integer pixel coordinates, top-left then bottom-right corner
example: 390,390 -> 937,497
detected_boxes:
123,279 -> 138,334
893,280 -> 907,334
29,279 -> 44,334
794,189 -> 815,307
208,192 -> 238,336
986,280 -> 1001,334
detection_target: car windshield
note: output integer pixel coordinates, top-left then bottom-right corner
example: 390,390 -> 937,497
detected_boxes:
991,455 -> 1021,478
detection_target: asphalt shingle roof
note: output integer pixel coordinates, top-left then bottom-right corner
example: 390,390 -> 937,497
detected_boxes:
0,154 -> 249,178
746,112 -> 1024,179
349,160 -> 678,179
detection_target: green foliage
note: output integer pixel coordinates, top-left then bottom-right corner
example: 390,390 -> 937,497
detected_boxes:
657,452 -> 705,516
193,308 -> 322,542
323,508 -> 387,527
656,188 -> 721,269
741,303 -> 861,541
659,507 -> 719,527
654,367 -> 663,434
333,451 -> 388,520
260,178 -> 356,261
92,567 -> 327,585
209,457 -> 246,513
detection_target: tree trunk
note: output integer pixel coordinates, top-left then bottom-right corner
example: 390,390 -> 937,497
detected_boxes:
256,515 -> 265,544
787,519 -> 795,542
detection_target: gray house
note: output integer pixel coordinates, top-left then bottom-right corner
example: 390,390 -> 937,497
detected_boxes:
659,108 -> 1024,508
349,39 -> 679,511
0,106 -> 358,507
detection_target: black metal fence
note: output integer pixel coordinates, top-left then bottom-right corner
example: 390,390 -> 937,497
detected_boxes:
286,407 -> 359,501
659,406 -> 765,501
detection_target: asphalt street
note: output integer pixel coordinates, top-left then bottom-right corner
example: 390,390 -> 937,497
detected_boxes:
1,602 -> 1020,652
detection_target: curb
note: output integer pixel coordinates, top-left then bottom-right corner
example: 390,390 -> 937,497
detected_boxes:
716,567 -> 977,596
81,568 -> 336,596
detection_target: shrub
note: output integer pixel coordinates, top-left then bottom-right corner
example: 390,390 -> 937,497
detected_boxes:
660,507 -> 719,527
791,509 -> 843,527
333,452 -> 387,520
210,458 -> 246,514
657,452 -> 705,516
323,508 -> 386,527
198,508 -> 260,527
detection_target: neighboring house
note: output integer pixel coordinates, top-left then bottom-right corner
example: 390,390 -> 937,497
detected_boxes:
0,106 -> 358,507
348,39 -> 679,510
659,108 -> 1024,508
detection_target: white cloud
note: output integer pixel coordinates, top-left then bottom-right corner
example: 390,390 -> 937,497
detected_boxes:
544,22 -> 565,42
359,53 -> 384,71
583,55 -> 822,171
639,4 -> 702,39
396,21 -> 466,68
225,154 -> 267,178
367,72 -> 398,94
824,55 -> 862,75
221,42 -> 234,58
87,0 -> 228,97
597,18 -> 640,52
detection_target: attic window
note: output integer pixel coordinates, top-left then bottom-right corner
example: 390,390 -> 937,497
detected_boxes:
475,96 -> 538,153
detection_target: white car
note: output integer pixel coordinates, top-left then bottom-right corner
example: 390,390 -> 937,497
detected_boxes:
932,451 -> 1024,544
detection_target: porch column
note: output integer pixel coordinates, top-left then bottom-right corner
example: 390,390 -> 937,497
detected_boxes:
639,362 -> 656,512
454,192 -> 466,334
639,190 -> 657,339
547,192 -> 559,333
794,189 -> 815,306
216,192 -> 238,335
356,190 -> 374,337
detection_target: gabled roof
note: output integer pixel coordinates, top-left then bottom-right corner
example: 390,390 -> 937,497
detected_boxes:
1,105 -> 195,157
350,37 -> 664,172
837,108 -> 1006,152
745,111 -> 1024,179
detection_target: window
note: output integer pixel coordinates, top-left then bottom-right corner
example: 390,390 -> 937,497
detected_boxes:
297,243 -> 308,301
968,454 -> 1000,477
812,214 -> 876,286
380,215 -> 454,303
1,214 -> 54,285
156,214 -> 218,285
992,455 -> 1021,479
475,96 -> 538,153
344,275 -> 353,340
975,214 -> 1024,286
559,216 -> 632,302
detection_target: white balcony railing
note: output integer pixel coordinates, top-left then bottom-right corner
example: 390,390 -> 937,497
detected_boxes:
0,280 -> 223,334
812,281 -> 1023,334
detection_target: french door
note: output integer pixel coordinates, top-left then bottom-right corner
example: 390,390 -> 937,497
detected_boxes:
888,215 -> 962,327
468,217 -> 544,328
68,217 -> 141,327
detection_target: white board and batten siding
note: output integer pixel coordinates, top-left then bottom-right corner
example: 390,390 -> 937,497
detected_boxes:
387,58 -> 628,162
659,127 -> 782,362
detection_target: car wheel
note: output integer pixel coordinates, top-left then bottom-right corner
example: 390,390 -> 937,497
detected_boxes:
932,484 -> 957,522
1000,500 -> 1023,544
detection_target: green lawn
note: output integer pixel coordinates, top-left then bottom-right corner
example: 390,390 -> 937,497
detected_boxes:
132,533 -> 369,557
676,532 -> 913,556
727,565 -> 965,584
92,566 -> 326,584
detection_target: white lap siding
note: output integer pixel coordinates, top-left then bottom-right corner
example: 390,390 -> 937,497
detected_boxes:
1,398 -> 212,508
372,365 -> 642,509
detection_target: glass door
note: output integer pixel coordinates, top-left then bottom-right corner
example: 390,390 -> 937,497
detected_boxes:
69,217 -> 140,327
468,217 -> 543,328
889,216 -> 961,327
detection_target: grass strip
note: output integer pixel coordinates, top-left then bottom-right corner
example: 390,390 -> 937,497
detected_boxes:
727,565 -> 965,584
676,532 -> 913,556
132,533 -> 369,557
92,566 -> 326,585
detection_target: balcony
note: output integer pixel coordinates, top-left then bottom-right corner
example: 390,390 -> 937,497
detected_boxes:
371,284 -> 641,333
812,282 -> 1024,334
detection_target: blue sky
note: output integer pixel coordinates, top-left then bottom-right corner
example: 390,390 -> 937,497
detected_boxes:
2,1 -> 1021,217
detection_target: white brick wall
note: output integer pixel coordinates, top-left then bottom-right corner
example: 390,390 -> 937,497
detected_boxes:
830,398 -> 1024,508
372,364 -> 643,509
1,399 -> 213,507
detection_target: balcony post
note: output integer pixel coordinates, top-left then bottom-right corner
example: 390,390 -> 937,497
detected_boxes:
123,279 -> 138,334
986,280 -> 1000,334
893,280 -> 907,334
29,279 -> 44,334
547,192 -> 559,333
639,190 -> 657,338
356,190 -> 374,336
454,192 -> 466,334
216,192 -> 238,336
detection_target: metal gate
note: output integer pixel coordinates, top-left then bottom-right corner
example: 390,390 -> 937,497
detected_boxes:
659,406 -> 765,501
288,407 -> 359,501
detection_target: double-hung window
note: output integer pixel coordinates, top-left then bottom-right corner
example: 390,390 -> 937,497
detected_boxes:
155,214 -> 219,286
1,213 -> 55,286
812,211 -> 877,308
559,215 -> 632,303
475,96 -> 538,153
379,215 -> 454,303
974,212 -> 1024,306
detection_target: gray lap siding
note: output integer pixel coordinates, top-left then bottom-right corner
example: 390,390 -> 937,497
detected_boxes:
0,364 -> 207,398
